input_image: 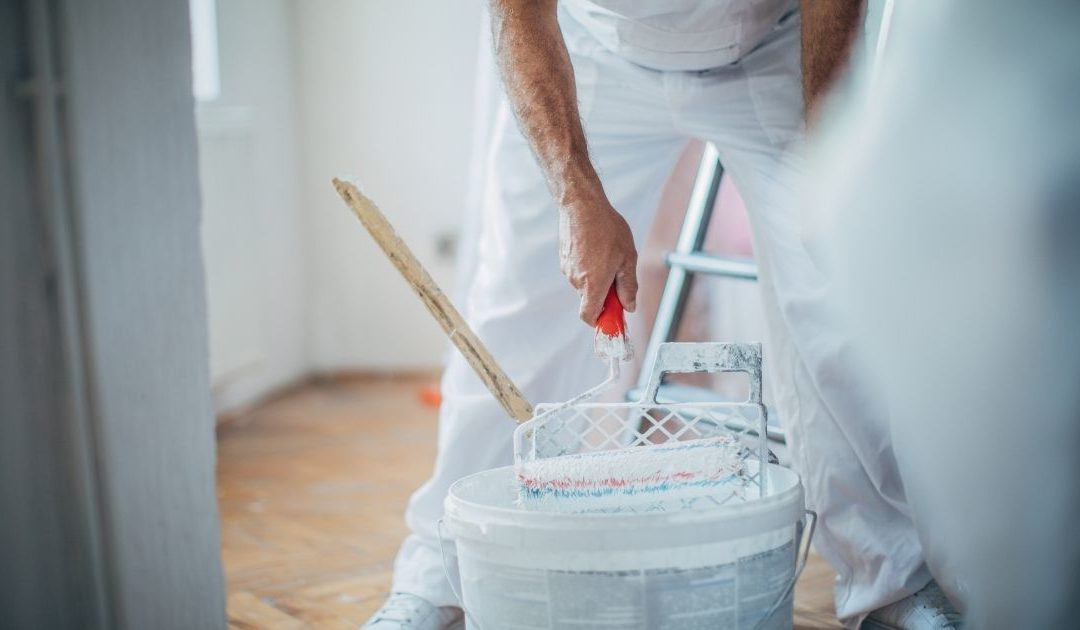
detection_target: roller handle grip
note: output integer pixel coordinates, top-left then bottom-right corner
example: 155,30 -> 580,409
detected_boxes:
595,284 -> 626,337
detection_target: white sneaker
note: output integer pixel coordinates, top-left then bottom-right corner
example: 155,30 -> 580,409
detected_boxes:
363,592 -> 464,629
863,580 -> 962,629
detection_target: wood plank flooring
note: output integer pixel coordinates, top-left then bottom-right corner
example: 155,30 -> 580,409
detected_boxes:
218,374 -> 842,629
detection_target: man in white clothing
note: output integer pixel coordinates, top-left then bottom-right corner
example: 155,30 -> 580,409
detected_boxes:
366,1 -> 959,628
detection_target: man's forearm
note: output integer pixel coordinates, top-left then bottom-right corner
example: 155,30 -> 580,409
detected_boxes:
800,0 -> 865,121
490,0 -> 605,210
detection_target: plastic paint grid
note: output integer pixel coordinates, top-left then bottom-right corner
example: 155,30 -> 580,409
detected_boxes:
513,343 -> 770,514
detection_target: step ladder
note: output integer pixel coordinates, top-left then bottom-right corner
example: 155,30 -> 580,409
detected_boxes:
629,143 -> 787,444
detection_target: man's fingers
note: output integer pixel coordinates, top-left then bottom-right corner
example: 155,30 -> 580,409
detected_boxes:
615,265 -> 638,313
578,281 -> 607,324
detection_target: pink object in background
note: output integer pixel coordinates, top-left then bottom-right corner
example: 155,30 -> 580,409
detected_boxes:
711,174 -> 754,258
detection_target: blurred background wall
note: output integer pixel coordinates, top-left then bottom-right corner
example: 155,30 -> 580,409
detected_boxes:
5,0 -> 226,625
294,1 -> 484,374
197,0 -> 308,411
197,0 -> 484,412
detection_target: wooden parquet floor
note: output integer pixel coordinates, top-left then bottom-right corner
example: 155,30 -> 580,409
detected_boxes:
218,374 -> 843,629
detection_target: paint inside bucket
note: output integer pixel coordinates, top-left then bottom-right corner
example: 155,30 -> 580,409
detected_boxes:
444,463 -> 807,629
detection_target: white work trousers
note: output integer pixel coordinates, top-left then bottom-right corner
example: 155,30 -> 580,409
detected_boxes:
392,9 -> 928,625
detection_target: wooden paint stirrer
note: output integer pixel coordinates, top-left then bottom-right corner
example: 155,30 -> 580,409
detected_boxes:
332,178 -> 534,423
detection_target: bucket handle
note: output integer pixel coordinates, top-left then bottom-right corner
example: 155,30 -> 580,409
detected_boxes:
437,518 -> 485,630
438,511 -> 817,630
751,508 -> 818,630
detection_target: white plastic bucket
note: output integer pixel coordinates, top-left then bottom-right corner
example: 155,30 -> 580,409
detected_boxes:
442,464 -> 812,630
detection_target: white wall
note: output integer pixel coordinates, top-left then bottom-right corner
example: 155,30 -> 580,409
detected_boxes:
198,0 -> 486,410
198,0 -> 309,410
21,0 -> 227,625
294,0 -> 485,372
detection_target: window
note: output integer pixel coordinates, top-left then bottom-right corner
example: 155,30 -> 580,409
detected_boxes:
189,0 -> 220,101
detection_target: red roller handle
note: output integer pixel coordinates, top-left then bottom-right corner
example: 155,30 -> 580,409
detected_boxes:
595,283 -> 626,338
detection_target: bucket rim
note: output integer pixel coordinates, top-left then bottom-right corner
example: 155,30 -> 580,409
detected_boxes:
444,464 -> 804,541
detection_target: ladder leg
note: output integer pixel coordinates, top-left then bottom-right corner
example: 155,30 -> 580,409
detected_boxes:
636,143 -> 724,392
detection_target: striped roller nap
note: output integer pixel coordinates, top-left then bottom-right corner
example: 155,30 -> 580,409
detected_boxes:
515,435 -> 748,513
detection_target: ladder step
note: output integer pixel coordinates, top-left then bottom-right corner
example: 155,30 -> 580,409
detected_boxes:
666,252 -> 758,280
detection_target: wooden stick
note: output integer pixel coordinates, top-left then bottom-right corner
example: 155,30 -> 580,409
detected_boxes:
332,178 -> 534,423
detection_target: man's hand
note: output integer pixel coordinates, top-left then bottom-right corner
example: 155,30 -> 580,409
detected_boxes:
559,199 -> 638,324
